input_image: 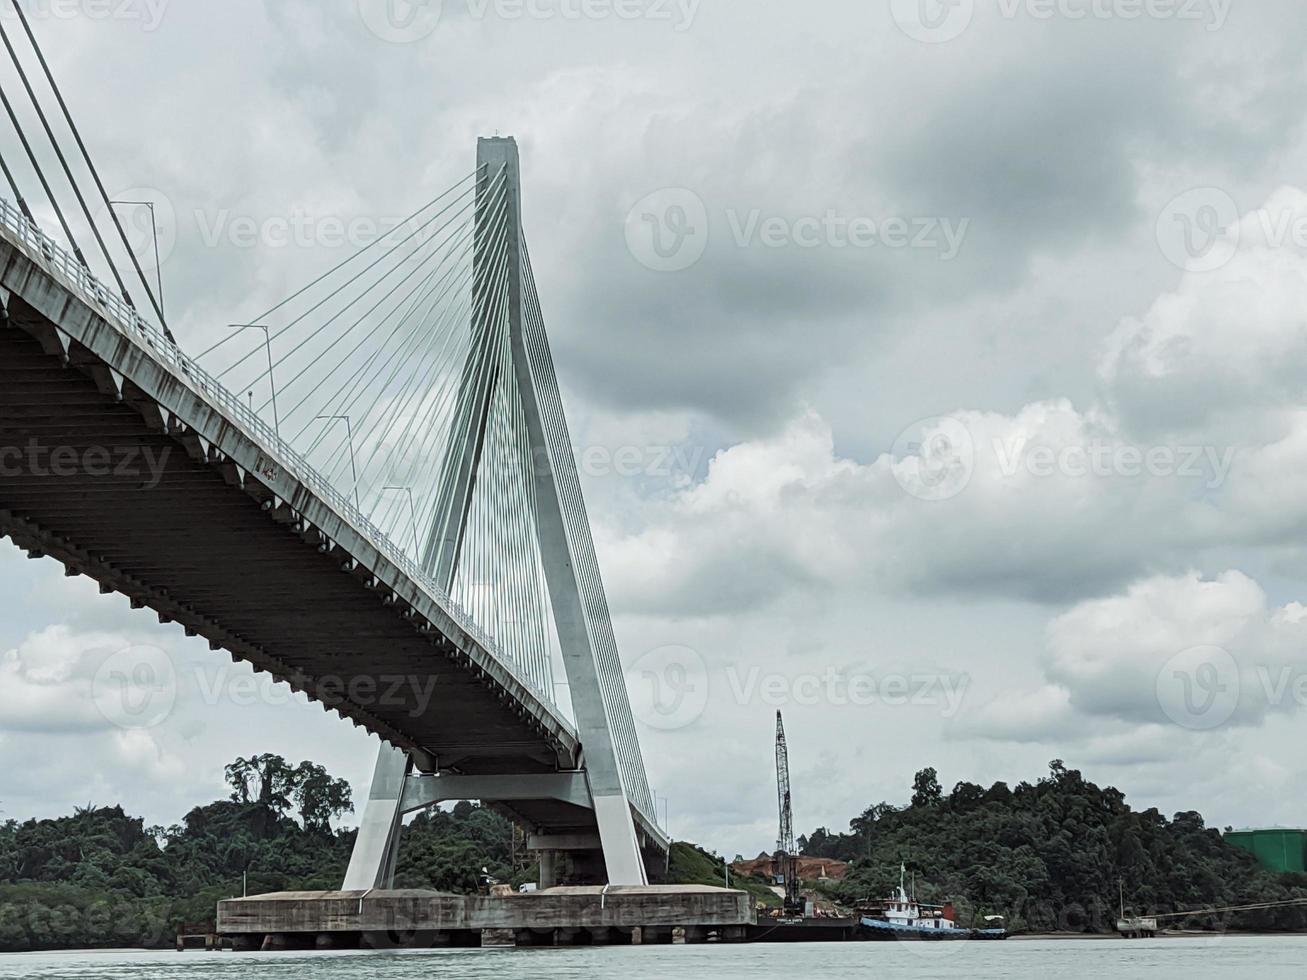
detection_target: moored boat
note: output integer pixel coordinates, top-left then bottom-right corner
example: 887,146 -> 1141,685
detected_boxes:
856,864 -> 1007,941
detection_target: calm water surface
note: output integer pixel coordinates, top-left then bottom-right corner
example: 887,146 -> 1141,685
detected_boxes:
3,937 -> 1306,979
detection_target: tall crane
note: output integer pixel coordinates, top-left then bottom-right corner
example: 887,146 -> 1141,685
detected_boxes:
774,711 -> 803,916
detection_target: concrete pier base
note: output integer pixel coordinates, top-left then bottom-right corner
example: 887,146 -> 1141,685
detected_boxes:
218,886 -> 753,950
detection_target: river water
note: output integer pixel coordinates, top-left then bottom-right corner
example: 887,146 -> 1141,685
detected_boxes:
2,937 -> 1306,979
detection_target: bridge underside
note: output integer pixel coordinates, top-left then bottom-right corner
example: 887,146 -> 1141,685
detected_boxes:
0,245 -> 664,868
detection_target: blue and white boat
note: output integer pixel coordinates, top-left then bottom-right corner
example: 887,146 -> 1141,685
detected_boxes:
857,865 -> 1006,940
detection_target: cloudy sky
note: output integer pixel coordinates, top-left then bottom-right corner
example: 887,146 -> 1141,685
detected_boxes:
6,0 -> 1307,860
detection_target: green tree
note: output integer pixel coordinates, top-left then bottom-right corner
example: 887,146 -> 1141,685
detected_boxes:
292,762 -> 354,834
224,754 -> 298,816
911,767 -> 942,808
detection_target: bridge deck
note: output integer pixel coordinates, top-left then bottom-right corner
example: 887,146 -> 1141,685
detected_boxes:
0,223 -> 635,842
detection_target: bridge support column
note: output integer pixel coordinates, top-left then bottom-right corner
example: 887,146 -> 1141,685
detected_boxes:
537,849 -> 558,890
343,743 -> 411,890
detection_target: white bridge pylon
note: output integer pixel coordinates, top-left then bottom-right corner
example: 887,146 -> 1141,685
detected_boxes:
344,137 -> 657,889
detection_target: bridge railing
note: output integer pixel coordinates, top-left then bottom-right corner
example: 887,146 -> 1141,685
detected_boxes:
0,196 -> 562,717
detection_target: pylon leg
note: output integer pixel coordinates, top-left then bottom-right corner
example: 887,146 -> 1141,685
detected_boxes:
343,743 -> 410,890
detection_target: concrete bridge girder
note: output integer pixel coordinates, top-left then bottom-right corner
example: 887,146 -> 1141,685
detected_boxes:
0,233 -> 584,788
401,772 -> 594,814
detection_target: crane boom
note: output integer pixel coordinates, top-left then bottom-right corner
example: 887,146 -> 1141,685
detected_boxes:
775,711 -> 795,855
774,711 -> 803,915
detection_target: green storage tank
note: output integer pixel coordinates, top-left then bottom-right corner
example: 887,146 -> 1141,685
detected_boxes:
1224,829 -> 1307,873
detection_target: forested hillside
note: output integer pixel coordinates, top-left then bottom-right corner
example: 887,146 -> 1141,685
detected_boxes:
3,756 -> 1303,950
800,761 -> 1307,933
0,754 -> 522,952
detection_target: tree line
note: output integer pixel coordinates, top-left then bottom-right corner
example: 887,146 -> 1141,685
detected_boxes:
4,756 -> 1304,950
0,753 -> 522,952
799,761 -> 1307,933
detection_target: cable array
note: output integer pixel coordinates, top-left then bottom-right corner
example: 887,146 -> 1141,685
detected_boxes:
0,21 -> 654,819
0,0 -> 169,337
197,164 -> 554,695
520,238 -> 655,817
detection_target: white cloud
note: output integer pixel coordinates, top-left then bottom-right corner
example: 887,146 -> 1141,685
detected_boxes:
603,399 -> 1254,611
1046,569 -> 1307,728
1103,186 -> 1307,437
953,685 -> 1080,745
961,569 -> 1307,748
0,625 -> 153,734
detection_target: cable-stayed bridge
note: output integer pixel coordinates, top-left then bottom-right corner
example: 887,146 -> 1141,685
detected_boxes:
0,7 -> 667,887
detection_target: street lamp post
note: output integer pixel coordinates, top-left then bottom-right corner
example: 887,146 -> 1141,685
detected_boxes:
656,793 -> 670,835
228,323 -> 281,439
382,485 -> 420,557
316,414 -> 360,508
110,199 -> 165,323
